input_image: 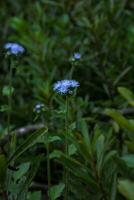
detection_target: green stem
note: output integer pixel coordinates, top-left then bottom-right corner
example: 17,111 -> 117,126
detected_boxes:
6,57 -> 14,192
69,62 -> 75,79
42,116 -> 51,199
7,57 -> 13,140
64,96 -> 69,200
46,134 -> 51,198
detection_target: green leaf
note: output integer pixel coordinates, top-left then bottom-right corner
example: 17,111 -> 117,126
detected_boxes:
49,150 -> 62,159
27,191 -> 41,200
68,144 -> 77,156
13,162 -> 30,181
60,154 -> 98,190
76,140 -> 92,162
110,173 -> 117,200
121,155 -> 134,168
118,179 -> 134,200
79,120 -> 91,153
49,183 -> 65,200
118,87 -> 134,106
103,150 -> 117,168
96,134 -> 105,174
10,17 -> 28,32
114,67 -> 132,86
44,133 -> 61,143
8,127 -> 48,163
105,109 -> 134,132
17,155 -> 43,200
0,105 -> 10,112
92,125 -> 101,148
69,122 -> 76,131
2,85 -> 14,96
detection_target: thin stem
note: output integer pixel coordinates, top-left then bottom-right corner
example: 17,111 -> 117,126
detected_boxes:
64,96 -> 69,200
6,57 -> 14,194
7,57 -> 13,141
42,115 -> 51,199
65,96 -> 69,160
46,133 -> 51,198
69,62 -> 75,79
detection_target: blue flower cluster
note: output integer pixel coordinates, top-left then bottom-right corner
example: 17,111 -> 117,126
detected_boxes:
53,80 -> 80,95
4,42 -> 24,55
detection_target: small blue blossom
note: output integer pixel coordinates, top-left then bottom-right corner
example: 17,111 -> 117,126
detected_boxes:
73,52 -> 81,60
34,103 -> 45,113
4,42 -> 24,55
53,80 -> 80,95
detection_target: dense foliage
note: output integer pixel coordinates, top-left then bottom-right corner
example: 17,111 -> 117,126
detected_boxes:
0,0 -> 134,200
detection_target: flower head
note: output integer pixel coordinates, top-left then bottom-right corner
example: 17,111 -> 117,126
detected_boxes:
34,103 -> 45,113
4,42 -> 24,55
53,80 -> 80,95
73,52 -> 81,60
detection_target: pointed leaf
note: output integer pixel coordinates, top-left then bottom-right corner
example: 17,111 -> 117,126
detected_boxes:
118,87 -> 134,106
105,109 -> 134,132
8,127 -> 48,163
121,154 -> 134,168
49,183 -> 65,200
118,179 -> 134,200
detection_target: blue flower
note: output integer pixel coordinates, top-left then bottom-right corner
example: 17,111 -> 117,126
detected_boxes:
53,80 -> 80,95
4,42 -> 24,55
34,103 -> 45,113
74,52 -> 81,60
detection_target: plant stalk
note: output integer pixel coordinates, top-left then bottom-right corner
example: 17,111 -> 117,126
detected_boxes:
46,133 -> 51,198
42,115 -> 51,199
6,57 -> 14,194
64,96 -> 69,200
7,57 -> 13,142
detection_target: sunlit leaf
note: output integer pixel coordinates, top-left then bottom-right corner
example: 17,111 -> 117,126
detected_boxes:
118,179 -> 134,200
